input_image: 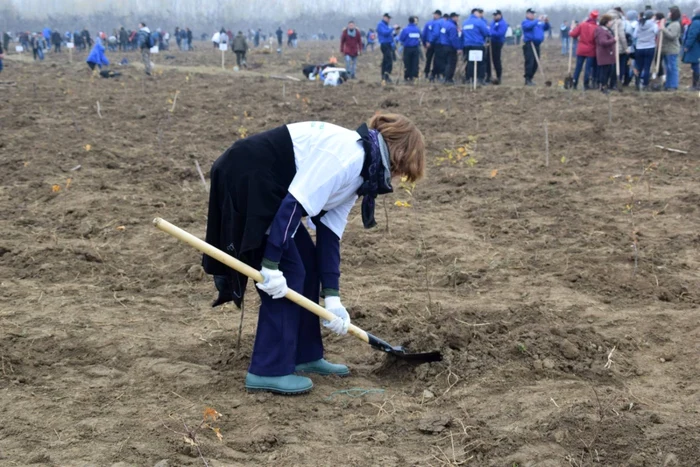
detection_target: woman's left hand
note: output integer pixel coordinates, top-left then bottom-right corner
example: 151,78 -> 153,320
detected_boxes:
323,296 -> 351,335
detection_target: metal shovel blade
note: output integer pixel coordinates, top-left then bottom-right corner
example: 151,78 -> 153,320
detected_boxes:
367,333 -> 442,363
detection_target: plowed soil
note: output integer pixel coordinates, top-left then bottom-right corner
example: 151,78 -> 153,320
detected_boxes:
1,40 -> 699,467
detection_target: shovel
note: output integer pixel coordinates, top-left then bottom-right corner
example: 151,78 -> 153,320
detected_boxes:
564,23 -> 574,89
488,41 -> 500,85
614,21 -> 621,90
650,30 -> 664,90
531,41 -> 552,87
153,218 -> 443,364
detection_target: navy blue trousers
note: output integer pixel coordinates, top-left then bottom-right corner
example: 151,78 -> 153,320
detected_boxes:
249,226 -> 324,376
573,56 -> 597,88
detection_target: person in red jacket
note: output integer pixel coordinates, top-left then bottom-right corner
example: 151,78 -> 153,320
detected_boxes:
595,14 -> 617,93
570,10 -> 599,89
340,21 -> 363,79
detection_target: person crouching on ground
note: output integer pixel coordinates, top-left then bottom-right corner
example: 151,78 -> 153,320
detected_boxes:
595,14 -> 617,93
203,114 -> 425,395
86,38 -> 109,71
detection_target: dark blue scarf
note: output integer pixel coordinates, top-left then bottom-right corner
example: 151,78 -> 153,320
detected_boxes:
356,124 -> 393,229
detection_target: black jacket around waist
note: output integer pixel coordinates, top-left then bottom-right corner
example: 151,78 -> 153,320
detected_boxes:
203,125 -> 296,307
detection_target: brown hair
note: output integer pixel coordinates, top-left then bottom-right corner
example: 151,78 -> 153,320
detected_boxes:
368,113 -> 425,183
599,14 -> 614,26
669,6 -> 681,22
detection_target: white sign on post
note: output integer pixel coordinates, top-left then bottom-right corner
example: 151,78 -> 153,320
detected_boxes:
468,50 -> 484,91
15,45 -> 24,53
66,42 -> 75,49
468,50 -> 483,62
150,46 -> 159,54
219,43 -> 228,51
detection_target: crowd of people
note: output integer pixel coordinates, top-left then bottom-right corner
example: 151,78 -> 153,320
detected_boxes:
1,6 -> 698,90
562,6 -> 700,92
3,25 -> 196,55
336,6 -> 699,91
339,9 -> 548,85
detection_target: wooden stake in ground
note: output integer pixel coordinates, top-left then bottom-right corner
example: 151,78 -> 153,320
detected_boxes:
544,120 -> 550,167
236,298 -> 245,352
96,101 -> 103,119
194,160 -> 208,191
170,91 -> 180,113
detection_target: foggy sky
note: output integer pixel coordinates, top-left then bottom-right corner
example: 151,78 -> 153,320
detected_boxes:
9,0 -> 579,21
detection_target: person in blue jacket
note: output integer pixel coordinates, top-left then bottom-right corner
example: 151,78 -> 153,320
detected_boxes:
487,10 -> 509,83
462,8 -> 490,85
683,7 -> 700,90
86,38 -> 109,70
399,16 -> 422,82
521,8 -> 550,86
42,27 -> 51,53
377,13 -> 395,82
431,13 -> 461,84
422,10 -> 442,79
429,14 -> 447,81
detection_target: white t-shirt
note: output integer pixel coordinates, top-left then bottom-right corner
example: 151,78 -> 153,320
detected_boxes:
286,122 -> 365,239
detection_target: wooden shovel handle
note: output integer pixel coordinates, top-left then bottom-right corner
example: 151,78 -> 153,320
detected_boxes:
614,23 -> 621,76
567,19 -> 574,74
152,218 -> 369,343
654,33 -> 664,75
530,42 -> 546,80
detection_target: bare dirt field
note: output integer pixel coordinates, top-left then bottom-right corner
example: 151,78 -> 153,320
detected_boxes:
1,39 -> 699,466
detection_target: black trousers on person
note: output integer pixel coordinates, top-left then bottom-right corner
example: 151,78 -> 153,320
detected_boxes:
431,44 -> 448,79
444,47 -> 458,82
380,43 -> 393,79
463,45 -> 485,82
403,46 -> 420,80
523,41 -> 540,80
235,51 -> 246,67
424,45 -> 435,77
598,64 -> 616,89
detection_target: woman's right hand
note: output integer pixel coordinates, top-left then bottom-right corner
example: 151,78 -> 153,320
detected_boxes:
256,267 -> 288,299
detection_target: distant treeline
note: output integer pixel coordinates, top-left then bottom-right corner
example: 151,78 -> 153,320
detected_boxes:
1,1 -> 697,37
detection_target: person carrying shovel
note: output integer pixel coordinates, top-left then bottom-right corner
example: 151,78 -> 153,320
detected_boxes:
521,8 -> 550,86
202,114 -> 425,395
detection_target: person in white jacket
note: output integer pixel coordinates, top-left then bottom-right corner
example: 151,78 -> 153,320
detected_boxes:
203,114 -> 426,395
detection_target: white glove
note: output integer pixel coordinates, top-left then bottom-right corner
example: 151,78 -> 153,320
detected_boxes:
256,267 -> 288,299
323,296 -> 350,335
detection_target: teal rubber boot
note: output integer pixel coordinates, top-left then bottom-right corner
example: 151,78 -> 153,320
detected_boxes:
295,359 -> 350,376
245,373 -> 313,395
